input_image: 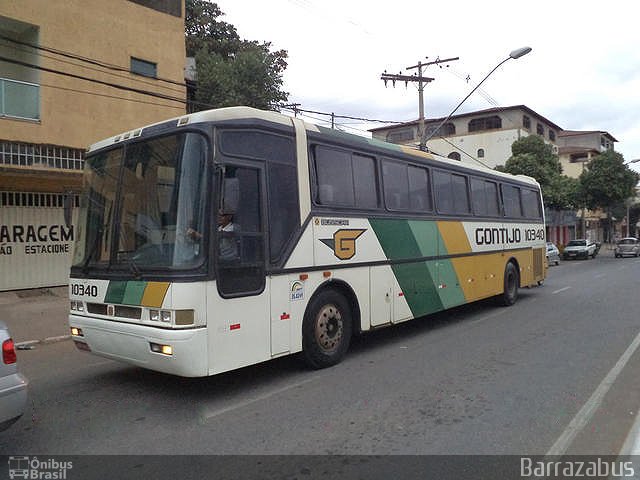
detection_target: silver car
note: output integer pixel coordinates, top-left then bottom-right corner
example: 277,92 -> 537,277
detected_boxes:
0,321 -> 28,431
615,237 -> 640,258
546,242 -> 560,266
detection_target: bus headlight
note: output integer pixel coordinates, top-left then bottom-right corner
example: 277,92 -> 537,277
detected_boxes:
148,309 -> 194,327
70,300 -> 84,312
150,309 -> 171,322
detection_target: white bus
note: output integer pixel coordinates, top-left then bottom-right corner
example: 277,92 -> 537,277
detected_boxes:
68,107 -> 546,377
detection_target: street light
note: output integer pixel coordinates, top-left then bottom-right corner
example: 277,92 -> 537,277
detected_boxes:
419,46 -> 532,150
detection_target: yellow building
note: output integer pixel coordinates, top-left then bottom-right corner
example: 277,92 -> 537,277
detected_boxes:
0,0 -> 186,290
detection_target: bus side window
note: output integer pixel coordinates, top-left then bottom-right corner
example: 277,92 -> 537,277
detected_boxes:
502,184 -> 523,218
216,165 -> 266,297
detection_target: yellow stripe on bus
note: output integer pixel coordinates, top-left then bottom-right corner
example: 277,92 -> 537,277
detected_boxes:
437,221 -> 472,255
450,254 -> 503,301
141,282 -> 170,308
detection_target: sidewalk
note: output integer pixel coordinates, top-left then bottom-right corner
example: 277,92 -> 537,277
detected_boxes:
0,286 -> 70,346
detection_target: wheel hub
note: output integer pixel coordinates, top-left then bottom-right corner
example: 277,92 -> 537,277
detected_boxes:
315,304 -> 343,352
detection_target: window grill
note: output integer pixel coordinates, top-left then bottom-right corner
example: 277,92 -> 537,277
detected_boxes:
0,141 -> 84,170
0,191 -> 79,208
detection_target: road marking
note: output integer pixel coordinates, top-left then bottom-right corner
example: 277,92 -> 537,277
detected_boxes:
546,328 -> 640,456
201,377 -> 317,422
552,286 -> 572,294
16,335 -> 71,348
594,273 -> 606,279
621,408 -> 640,455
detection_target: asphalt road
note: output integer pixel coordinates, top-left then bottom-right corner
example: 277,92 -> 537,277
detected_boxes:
2,252 -> 640,458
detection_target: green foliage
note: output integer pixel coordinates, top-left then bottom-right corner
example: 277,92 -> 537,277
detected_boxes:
185,0 -> 239,57
500,135 -> 577,210
185,0 -> 289,111
579,150 -> 639,211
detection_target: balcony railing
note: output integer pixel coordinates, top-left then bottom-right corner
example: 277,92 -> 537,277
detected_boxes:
0,77 -> 40,120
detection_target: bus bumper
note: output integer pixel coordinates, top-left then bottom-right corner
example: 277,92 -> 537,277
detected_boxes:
69,314 -> 208,377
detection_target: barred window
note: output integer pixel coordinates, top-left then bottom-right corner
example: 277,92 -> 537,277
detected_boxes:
0,191 -> 79,207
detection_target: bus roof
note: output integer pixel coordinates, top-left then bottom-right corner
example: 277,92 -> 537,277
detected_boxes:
87,106 -> 540,187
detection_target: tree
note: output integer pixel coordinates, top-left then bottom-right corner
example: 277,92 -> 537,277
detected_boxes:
579,150 -> 639,212
499,135 -> 579,210
185,0 -> 289,111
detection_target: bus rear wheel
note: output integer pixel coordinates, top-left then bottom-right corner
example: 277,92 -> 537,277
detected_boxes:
302,289 -> 352,369
499,261 -> 519,306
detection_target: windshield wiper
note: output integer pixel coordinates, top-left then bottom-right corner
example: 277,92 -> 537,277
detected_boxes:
128,257 -> 142,279
116,250 -> 143,279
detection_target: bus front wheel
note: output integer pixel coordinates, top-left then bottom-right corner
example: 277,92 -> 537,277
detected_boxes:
499,262 -> 519,306
302,289 -> 352,369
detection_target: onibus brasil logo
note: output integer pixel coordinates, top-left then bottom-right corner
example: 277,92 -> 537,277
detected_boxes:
320,229 -> 366,260
8,456 -> 73,479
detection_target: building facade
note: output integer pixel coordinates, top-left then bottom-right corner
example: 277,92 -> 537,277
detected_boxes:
557,130 -> 618,243
0,0 -> 186,290
370,105 -> 562,169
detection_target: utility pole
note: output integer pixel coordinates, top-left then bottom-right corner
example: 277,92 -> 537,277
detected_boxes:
381,56 -> 459,149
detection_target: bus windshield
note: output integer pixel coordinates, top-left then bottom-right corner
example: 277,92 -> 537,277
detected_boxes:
72,132 -> 208,272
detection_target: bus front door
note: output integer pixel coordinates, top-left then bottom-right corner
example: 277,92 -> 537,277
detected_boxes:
209,163 -> 271,374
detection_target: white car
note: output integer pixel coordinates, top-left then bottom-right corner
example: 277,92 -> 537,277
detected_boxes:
0,321 -> 28,432
614,237 -> 640,258
562,239 -> 597,260
546,242 -> 560,266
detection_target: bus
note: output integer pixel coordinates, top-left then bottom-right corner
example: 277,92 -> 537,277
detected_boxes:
68,106 -> 546,377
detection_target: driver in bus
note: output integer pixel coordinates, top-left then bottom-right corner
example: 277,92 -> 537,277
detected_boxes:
186,209 -> 237,260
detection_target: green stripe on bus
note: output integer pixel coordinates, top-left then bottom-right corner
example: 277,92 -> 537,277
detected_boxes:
370,218 -> 466,316
391,261 -> 443,316
122,281 -> 147,305
436,259 -> 467,309
370,219 -> 442,316
369,219 -> 421,259
105,280 -> 147,305
105,281 -> 127,304
407,220 -> 439,257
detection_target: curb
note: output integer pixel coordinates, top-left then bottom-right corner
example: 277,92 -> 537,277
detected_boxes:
16,334 -> 71,349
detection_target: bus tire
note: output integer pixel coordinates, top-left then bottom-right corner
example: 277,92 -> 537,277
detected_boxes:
499,261 -> 519,306
302,289 -> 352,369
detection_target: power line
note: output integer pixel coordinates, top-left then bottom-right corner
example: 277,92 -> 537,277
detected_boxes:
2,42 -> 405,134
0,38 -> 186,96
0,55 -> 186,105
281,106 -> 404,125
1,35 -> 324,118
38,81 -> 185,111
0,34 -> 184,88
381,55 -> 459,149
434,135 -> 492,169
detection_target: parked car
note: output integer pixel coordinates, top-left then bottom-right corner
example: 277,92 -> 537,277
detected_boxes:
546,242 -> 560,266
615,237 -> 640,258
562,239 -> 597,260
0,321 -> 28,432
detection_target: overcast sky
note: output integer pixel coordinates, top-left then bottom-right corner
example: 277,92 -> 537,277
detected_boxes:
215,0 -> 640,173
